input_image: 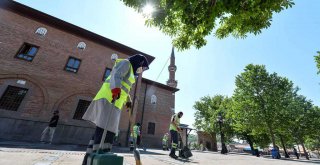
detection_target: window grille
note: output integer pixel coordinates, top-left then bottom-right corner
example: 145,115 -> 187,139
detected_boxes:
73,99 -> 91,120
0,86 -> 28,111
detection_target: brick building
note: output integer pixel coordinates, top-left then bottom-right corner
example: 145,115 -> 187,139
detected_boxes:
0,0 -> 178,148
197,131 -> 218,151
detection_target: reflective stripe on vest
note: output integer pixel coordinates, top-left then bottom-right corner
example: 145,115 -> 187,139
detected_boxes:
93,59 -> 135,110
162,135 -> 168,142
172,143 -> 177,149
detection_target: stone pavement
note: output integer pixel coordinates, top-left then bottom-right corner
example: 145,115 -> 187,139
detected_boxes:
0,140 -> 319,165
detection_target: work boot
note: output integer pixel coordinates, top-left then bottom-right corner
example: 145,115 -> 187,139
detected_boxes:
169,153 -> 178,159
169,148 -> 178,158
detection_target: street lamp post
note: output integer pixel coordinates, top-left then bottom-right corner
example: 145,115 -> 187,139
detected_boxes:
217,113 -> 228,154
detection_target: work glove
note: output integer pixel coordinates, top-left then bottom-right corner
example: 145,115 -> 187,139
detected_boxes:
125,101 -> 132,109
111,88 -> 121,102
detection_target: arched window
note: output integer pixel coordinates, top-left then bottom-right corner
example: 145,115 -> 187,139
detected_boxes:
151,94 -> 157,104
35,27 -> 47,36
77,42 -> 86,50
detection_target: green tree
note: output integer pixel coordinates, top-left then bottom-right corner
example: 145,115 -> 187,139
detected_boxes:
286,95 -> 320,160
314,51 -> 320,74
305,137 -> 320,155
194,95 -> 234,142
232,64 -> 295,149
193,96 -> 217,141
121,0 -> 294,50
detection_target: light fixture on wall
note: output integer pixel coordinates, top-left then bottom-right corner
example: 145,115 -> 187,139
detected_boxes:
35,27 -> 47,37
17,80 -> 26,85
77,42 -> 86,50
111,53 -> 118,62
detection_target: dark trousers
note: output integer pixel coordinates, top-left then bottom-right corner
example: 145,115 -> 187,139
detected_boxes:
170,130 -> 178,155
136,135 -> 141,146
92,127 -> 115,145
82,127 -> 115,165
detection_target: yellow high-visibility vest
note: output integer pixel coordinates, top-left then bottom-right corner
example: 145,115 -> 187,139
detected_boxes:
169,114 -> 180,131
93,59 -> 135,110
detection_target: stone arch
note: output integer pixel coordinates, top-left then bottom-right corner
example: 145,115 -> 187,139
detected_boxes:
52,91 -> 95,121
0,74 -> 49,112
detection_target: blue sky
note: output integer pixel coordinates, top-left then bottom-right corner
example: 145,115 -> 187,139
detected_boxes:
15,0 -> 320,127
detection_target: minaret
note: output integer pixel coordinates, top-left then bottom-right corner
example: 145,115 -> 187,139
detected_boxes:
167,47 -> 178,88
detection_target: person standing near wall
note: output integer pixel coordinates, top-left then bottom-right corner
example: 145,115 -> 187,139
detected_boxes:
40,110 -> 59,144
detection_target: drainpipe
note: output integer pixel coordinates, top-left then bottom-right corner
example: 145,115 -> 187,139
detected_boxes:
140,83 -> 148,130
125,78 -> 139,147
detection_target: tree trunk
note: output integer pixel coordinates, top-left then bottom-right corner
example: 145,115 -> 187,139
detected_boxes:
210,132 -> 218,152
267,125 -> 276,148
219,122 -> 228,154
301,142 -> 309,160
245,135 -> 255,155
297,143 -> 301,156
280,135 -> 290,158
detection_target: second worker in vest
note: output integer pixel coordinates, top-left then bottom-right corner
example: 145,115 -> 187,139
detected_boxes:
81,54 -> 149,165
130,123 -> 141,151
169,111 -> 183,159
162,133 -> 169,151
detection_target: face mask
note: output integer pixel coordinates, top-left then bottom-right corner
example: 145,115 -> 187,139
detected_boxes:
136,67 -> 143,74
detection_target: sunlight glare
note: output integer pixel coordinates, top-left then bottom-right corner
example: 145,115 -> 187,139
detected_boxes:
142,4 -> 154,16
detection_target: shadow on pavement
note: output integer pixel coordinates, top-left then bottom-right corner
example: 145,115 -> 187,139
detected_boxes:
192,150 -> 320,164
0,139 -> 86,151
262,155 -> 320,164
0,139 -> 168,156
113,148 -> 167,156
175,157 -> 199,163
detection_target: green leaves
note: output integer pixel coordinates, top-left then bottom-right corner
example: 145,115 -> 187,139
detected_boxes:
314,51 -> 320,74
192,63 -> 319,149
232,64 -> 298,147
193,95 -> 234,142
121,0 -> 294,50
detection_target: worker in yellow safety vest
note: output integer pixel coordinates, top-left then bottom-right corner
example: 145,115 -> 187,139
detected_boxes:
162,133 -> 169,151
169,111 -> 183,159
130,123 -> 141,151
81,54 -> 149,165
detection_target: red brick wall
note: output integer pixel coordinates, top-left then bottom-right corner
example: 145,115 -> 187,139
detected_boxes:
0,7 -> 175,147
135,83 -> 175,148
197,131 -> 218,151
0,8 -> 132,144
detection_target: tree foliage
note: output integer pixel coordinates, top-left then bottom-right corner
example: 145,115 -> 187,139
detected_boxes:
314,51 -> 320,74
287,96 -> 320,143
192,63 -> 320,155
121,0 -> 294,50
232,64 -> 296,148
193,95 -> 234,142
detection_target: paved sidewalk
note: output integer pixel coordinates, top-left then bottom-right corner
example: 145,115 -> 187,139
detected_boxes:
0,140 -> 319,165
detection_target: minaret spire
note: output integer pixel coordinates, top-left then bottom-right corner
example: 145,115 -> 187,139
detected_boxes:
167,47 -> 177,88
